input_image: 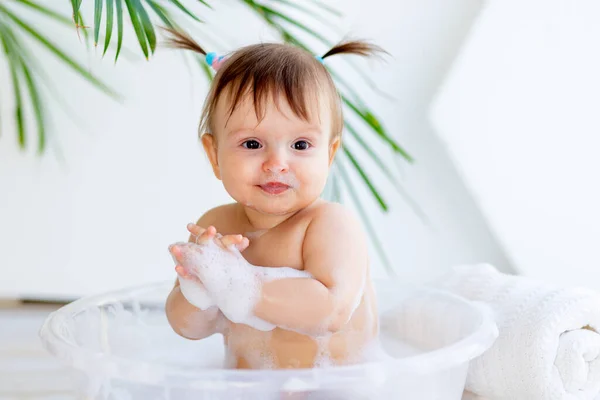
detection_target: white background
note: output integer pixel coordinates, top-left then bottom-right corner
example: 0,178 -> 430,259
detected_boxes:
0,0 -> 511,300
431,0 -> 600,288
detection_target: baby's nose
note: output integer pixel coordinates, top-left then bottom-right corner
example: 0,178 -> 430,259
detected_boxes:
263,153 -> 288,173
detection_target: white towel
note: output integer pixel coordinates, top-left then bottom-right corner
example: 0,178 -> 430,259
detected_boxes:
432,264 -> 600,400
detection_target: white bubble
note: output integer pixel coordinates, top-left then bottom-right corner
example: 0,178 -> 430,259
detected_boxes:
174,239 -> 312,332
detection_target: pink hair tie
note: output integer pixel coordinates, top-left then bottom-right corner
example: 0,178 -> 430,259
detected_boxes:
205,52 -> 226,71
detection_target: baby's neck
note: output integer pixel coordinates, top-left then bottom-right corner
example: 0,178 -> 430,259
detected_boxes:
237,199 -> 324,231
240,206 -> 298,231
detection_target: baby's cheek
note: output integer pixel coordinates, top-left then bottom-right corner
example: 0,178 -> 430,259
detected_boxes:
220,168 -> 251,198
300,169 -> 327,196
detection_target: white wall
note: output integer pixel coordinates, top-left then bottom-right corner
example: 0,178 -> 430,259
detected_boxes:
0,0 -> 510,300
431,0 -> 600,288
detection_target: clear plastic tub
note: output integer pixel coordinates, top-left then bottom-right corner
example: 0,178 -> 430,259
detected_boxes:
39,279 -> 497,399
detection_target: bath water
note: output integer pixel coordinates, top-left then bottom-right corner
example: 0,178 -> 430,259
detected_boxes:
40,281 -> 497,399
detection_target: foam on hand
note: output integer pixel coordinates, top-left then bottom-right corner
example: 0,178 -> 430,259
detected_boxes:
177,277 -> 215,310
170,240 -> 311,332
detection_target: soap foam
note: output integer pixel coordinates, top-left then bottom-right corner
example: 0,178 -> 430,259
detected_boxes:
170,238 -> 382,371
172,239 -> 312,333
314,335 -> 334,368
177,276 -> 215,310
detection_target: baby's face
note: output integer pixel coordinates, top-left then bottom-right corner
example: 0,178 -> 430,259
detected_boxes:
205,93 -> 338,216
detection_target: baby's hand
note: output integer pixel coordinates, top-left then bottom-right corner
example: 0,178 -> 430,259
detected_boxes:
169,224 -> 250,313
173,228 -> 275,331
172,224 -> 248,281
187,223 -> 250,252
170,244 -> 215,310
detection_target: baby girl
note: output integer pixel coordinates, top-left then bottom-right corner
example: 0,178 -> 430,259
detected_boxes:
164,28 -> 384,369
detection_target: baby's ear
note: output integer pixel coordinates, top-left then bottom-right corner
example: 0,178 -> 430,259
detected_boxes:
328,136 -> 341,166
201,133 -> 221,180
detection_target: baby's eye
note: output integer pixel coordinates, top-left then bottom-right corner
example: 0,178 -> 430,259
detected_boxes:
242,140 -> 261,149
293,140 -> 311,151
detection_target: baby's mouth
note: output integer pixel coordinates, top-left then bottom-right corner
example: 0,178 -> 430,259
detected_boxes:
258,182 -> 290,195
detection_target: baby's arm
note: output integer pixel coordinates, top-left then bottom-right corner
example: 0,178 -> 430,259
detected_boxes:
182,205 -> 368,335
254,204 -> 368,335
166,279 -> 223,340
165,213 -> 235,340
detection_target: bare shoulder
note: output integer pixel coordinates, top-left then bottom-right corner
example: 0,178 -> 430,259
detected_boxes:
303,201 -> 367,251
307,201 -> 363,230
190,203 -> 240,241
302,201 -> 368,286
195,203 -> 236,226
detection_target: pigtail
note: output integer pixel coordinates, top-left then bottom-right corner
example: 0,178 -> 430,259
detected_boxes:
161,27 -> 207,55
321,39 -> 387,59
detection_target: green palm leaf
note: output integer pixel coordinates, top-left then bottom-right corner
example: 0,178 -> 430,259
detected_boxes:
342,145 -> 388,211
0,0 -> 417,276
114,0 -> 123,61
335,161 -> 396,277
168,0 -> 203,23
269,0 -> 342,29
0,1 -> 119,152
135,0 -> 156,53
15,0 -> 72,24
306,0 -> 342,17
6,47 -> 26,148
103,0 -> 113,55
145,1 -> 174,28
94,0 -> 103,45
0,3 -> 116,97
70,0 -> 83,25
123,0 -> 148,58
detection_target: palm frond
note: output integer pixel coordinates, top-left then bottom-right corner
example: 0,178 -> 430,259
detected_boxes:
0,2 -> 119,152
344,122 -> 429,222
168,0 -> 203,23
0,3 -> 117,97
80,0 -> 416,275
341,145 -> 388,211
269,0 -> 343,29
72,0 -> 210,63
1,15 -> 85,153
305,0 -> 342,17
240,0 -> 418,275
114,0 -> 123,61
335,161 -> 396,277
94,0 -> 103,45
1,34 -> 26,148
103,0 -> 113,55
0,0 -> 417,277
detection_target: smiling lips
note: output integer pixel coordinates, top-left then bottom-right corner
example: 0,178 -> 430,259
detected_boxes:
259,182 -> 290,195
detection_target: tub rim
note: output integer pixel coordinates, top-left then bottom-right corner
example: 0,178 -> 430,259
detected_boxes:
39,279 -> 498,390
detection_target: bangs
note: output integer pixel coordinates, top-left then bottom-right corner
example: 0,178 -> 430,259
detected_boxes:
200,43 -> 341,136
223,65 -> 324,127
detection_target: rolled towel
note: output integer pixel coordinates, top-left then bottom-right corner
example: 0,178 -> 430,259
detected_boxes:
431,264 -> 600,400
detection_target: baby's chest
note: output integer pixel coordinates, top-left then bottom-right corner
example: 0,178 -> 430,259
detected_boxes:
242,228 -> 306,270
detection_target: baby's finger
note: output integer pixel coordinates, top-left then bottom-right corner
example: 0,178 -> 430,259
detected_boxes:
175,265 -> 200,282
236,237 -> 250,252
187,223 -> 205,237
175,265 -> 190,279
195,225 -> 217,244
169,244 -> 183,263
220,234 -> 243,248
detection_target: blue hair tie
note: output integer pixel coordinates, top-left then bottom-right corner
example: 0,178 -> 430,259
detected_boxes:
206,52 -> 217,65
205,52 -> 227,71
315,55 -> 324,64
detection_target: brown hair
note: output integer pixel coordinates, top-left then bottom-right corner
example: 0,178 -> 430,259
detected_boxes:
162,28 -> 386,141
